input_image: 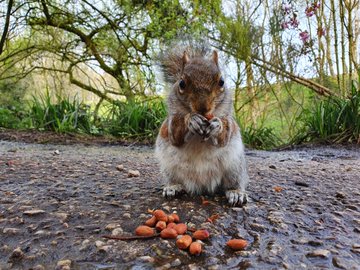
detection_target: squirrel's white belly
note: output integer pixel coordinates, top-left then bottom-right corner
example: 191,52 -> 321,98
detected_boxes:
156,134 -> 245,194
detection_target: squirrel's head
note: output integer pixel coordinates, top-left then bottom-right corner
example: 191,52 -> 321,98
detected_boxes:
175,50 -> 226,116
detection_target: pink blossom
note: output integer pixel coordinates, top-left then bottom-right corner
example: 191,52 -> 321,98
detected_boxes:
305,6 -> 315,17
299,31 -> 310,43
282,3 -> 292,14
290,17 -> 299,28
312,2 -> 321,9
281,21 -> 289,29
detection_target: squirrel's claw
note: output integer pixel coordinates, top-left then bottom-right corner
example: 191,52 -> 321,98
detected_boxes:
225,189 -> 248,206
188,114 -> 208,136
163,184 -> 184,198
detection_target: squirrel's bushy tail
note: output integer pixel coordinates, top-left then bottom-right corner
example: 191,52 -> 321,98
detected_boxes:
159,41 -> 210,84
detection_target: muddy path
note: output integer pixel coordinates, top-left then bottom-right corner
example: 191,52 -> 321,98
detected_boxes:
0,140 -> 359,269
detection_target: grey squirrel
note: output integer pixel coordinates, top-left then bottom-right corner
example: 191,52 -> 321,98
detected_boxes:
155,45 -> 249,205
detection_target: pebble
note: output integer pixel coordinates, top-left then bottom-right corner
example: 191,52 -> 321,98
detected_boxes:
306,249 -> 330,258
138,256 -> 155,263
33,265 -> 46,270
116,165 -> 124,171
95,240 -> 105,248
171,258 -> 181,267
123,213 -> 131,219
56,259 -> 72,270
111,227 -> 123,236
127,170 -> 140,177
23,209 -> 46,216
9,247 -> 24,261
105,223 -> 119,231
3,227 -> 20,235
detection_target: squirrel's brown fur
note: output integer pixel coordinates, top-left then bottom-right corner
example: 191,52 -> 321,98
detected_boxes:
155,44 -> 249,205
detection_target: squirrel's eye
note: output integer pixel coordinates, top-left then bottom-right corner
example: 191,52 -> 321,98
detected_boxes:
179,80 -> 186,89
179,80 -> 186,94
219,77 -> 225,87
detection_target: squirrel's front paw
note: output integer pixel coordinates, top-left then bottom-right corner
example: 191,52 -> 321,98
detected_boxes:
187,113 -> 208,136
163,184 -> 184,198
204,117 -> 223,144
225,189 -> 248,206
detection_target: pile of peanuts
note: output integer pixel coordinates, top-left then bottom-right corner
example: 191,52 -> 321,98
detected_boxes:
134,209 -> 248,255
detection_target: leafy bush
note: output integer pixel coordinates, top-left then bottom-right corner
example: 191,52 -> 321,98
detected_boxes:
0,105 -> 31,129
240,124 -> 283,150
30,92 -> 93,133
295,81 -> 360,144
101,99 -> 167,141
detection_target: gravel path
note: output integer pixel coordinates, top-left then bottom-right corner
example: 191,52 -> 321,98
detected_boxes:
0,140 -> 359,269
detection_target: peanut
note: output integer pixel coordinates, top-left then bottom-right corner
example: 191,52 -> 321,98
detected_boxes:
189,241 -> 202,255
226,239 -> 248,250
176,235 -> 192,250
144,216 -> 157,227
135,226 -> 155,237
155,221 -> 167,231
160,228 -> 178,239
193,229 -> 210,240
174,223 -> 187,235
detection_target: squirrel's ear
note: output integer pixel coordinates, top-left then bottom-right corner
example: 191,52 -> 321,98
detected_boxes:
212,50 -> 219,67
182,51 -> 189,71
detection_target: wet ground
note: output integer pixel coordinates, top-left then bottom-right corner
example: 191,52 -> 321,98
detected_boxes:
0,139 -> 359,269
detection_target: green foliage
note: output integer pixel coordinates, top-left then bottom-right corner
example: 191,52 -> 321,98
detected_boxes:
101,99 -> 167,141
240,123 -> 283,150
294,81 -> 360,144
29,92 -> 93,133
0,106 -> 30,129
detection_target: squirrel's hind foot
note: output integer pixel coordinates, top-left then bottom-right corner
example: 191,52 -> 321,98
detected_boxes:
225,189 -> 248,206
163,184 -> 184,198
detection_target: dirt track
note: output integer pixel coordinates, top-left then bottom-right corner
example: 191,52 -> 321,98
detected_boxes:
0,138 -> 359,269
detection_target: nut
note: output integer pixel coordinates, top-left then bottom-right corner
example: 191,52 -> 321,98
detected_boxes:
160,228 -> 178,239
226,239 -> 248,250
192,229 -> 210,240
144,216 -> 157,227
169,213 -> 180,223
189,242 -> 202,255
174,223 -> 187,235
155,221 -> 167,232
205,113 -> 214,120
167,222 -> 176,229
135,226 -> 155,237
176,235 -> 192,250
153,210 -> 168,222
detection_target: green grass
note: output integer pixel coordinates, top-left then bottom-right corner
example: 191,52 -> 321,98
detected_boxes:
29,91 -> 93,133
1,81 -> 359,148
294,80 -> 360,144
101,99 -> 167,141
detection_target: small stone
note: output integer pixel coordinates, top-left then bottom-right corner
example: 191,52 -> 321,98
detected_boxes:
111,227 -> 123,236
105,223 -> 119,231
171,258 -> 182,267
95,240 -> 105,248
56,259 -> 72,270
269,165 -> 277,169
127,170 -> 140,177
307,249 -> 330,258
116,165 -> 124,171
123,205 -> 131,211
99,245 -> 112,253
9,247 -> 24,261
138,256 -> 155,263
123,213 -> 131,219
54,212 -> 68,222
54,150 -> 60,155
23,209 -> 46,216
33,265 -> 46,270
3,227 -> 20,235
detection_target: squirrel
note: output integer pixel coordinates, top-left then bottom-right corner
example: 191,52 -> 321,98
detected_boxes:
155,44 -> 249,205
